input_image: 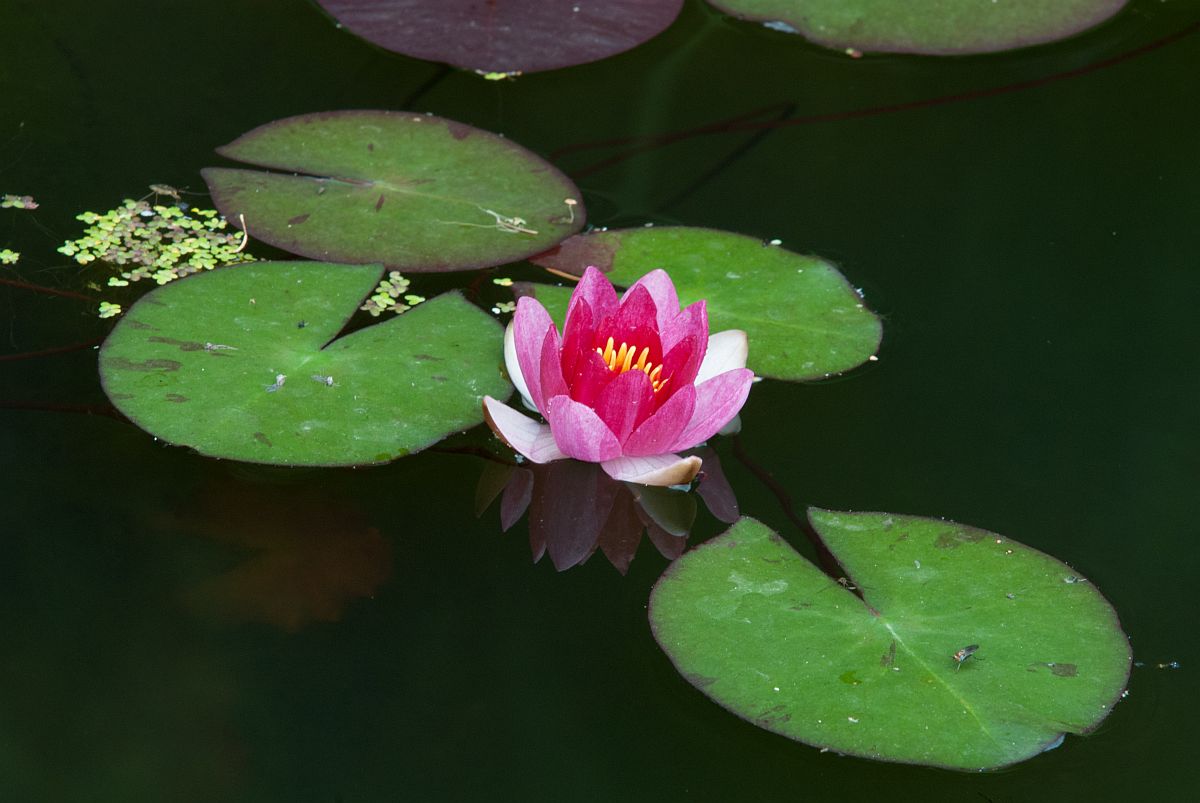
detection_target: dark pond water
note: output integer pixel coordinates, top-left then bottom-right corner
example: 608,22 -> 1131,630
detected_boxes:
2,1 -> 1198,800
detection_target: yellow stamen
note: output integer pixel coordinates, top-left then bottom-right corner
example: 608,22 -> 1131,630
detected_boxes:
595,338 -> 668,392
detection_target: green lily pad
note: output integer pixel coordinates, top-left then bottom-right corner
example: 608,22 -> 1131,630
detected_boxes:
202,111 -> 584,272
526,227 -> 881,381
99,261 -> 509,466
649,513 -> 1130,770
709,0 -> 1127,55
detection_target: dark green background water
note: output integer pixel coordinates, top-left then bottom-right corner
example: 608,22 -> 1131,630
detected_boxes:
2,1 -> 1197,800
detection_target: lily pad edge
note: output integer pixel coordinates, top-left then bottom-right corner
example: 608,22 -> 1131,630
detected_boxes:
648,512 -> 1133,770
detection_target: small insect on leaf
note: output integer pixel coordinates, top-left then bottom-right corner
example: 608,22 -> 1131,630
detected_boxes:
953,644 -> 980,670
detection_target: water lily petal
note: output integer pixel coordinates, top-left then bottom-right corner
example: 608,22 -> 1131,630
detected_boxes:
661,333 -> 705,393
668,368 -> 754,452
592,367 -> 655,443
694,329 -> 748,385
625,269 -> 679,331
609,283 -> 662,360
568,348 -> 617,407
601,453 -> 703,486
559,295 -> 595,384
503,322 -> 534,410
482,396 -> 568,463
660,299 -> 707,356
538,325 -> 568,402
623,383 -> 696,456
512,297 -> 557,414
566,266 -> 618,334
546,394 -> 623,462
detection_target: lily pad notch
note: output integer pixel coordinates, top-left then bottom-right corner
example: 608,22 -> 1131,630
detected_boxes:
648,512 -> 1131,770
99,261 -> 511,466
203,111 -> 585,272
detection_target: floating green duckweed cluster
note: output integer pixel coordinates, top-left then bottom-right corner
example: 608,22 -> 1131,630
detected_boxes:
0,248 -> 19,265
98,301 -> 122,319
1,194 -> 38,210
57,199 -> 253,286
489,277 -> 515,314
361,270 -> 426,316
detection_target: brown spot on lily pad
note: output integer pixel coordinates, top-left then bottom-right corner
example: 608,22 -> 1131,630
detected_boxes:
148,336 -> 204,351
413,353 -> 441,362
126,319 -> 156,330
1027,661 -> 1079,677
254,432 -> 273,447
686,672 -> 718,688
935,529 -> 986,549
288,213 -> 310,225
374,194 -> 386,212
446,121 -> 473,140
107,357 -> 182,372
165,393 -> 189,403
755,704 -> 791,725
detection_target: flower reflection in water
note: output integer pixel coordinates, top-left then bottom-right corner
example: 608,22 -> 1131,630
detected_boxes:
478,448 -> 738,574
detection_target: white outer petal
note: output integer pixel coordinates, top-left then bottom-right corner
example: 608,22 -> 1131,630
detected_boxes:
600,453 -> 702,487
695,329 -> 749,386
503,322 -> 536,411
483,396 -> 567,463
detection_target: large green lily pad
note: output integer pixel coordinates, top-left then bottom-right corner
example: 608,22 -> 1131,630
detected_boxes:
202,111 -> 584,272
99,261 -> 510,466
649,513 -> 1130,770
526,227 -> 881,381
709,0 -> 1127,55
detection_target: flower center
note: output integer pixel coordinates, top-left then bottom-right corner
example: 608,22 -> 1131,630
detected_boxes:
596,336 -> 668,392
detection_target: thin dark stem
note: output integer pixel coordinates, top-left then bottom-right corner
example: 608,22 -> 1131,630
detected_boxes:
561,22 -> 1199,177
731,433 -> 849,585
0,336 -> 103,362
657,102 -> 797,212
0,276 -> 97,302
0,400 -> 126,421
401,64 -> 454,109
549,102 -> 793,161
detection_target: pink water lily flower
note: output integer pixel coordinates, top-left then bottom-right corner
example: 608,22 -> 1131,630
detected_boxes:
482,266 -> 753,486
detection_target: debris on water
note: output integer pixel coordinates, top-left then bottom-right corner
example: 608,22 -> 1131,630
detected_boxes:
762,20 -> 798,33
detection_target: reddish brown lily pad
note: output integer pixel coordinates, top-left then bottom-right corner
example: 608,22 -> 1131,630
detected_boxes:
316,0 -> 684,73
